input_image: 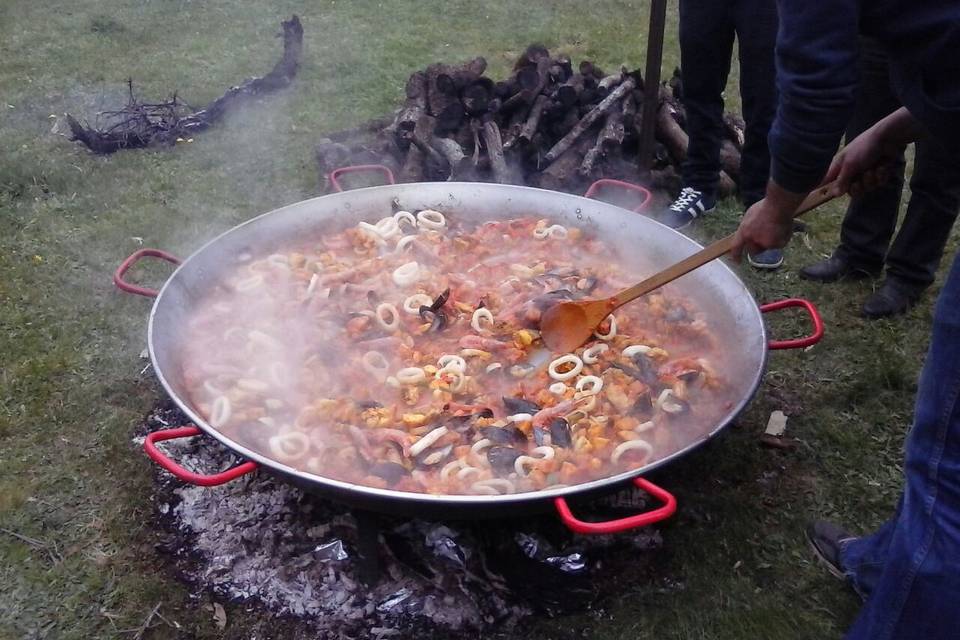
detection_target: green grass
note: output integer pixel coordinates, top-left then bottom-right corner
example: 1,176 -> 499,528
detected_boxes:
0,1 -> 950,638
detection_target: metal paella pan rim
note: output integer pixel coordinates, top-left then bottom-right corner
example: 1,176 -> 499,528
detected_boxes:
145,182 -> 768,506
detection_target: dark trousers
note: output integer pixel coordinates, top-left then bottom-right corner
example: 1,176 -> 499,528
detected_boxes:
678,0 -> 778,207
835,39 -> 960,295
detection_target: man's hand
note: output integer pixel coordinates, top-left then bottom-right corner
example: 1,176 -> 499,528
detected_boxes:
823,106 -> 920,196
730,181 -> 806,261
730,107 -> 923,262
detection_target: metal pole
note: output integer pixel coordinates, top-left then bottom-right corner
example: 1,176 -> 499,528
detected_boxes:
637,0 -> 668,172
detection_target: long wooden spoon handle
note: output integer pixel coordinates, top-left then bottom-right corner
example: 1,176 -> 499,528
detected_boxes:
609,180 -> 840,307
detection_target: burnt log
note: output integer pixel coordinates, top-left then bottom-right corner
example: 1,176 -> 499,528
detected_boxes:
461,78 -> 495,115
435,102 -> 465,134
543,76 -> 636,164
425,57 -> 487,117
502,45 -> 552,112
67,15 -> 304,153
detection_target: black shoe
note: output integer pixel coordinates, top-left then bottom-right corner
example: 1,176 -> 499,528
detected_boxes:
799,254 -> 878,283
806,521 -> 858,581
661,187 -> 716,230
862,281 -> 921,319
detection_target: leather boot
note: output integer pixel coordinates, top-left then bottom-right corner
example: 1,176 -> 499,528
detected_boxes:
862,280 -> 921,319
800,254 -> 879,283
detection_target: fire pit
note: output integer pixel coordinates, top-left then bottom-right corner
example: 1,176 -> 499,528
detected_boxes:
144,403 -> 665,637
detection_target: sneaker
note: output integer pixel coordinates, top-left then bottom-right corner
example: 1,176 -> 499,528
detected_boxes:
661,187 -> 716,230
806,520 -> 858,581
747,248 -> 784,270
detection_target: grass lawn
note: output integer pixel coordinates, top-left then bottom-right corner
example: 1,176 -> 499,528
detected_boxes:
0,1 -> 951,638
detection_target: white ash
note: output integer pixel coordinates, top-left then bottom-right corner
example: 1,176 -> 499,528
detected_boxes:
141,407 -> 663,638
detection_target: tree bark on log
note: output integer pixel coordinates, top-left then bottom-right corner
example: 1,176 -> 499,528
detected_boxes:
579,109 -> 624,177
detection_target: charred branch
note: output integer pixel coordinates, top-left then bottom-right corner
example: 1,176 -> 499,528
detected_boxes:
67,16 -> 303,154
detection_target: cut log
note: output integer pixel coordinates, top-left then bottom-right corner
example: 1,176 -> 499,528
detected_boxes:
461,78 -> 494,115
621,92 -> 638,130
433,137 -> 470,180
435,57 -> 488,95
579,109 -> 625,177
537,133 -> 596,191
720,139 -> 741,182
435,102 -> 465,134
655,99 -> 688,164
397,70 -> 428,141
543,77 -> 636,164
482,119 -> 513,184
501,106 -> 531,149
425,57 -> 487,117
517,94 -> 549,146
723,113 -> 746,150
399,115 -> 436,182
596,69 -> 626,97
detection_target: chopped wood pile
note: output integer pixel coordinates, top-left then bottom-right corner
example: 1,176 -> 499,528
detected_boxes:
315,46 -> 746,197
66,15 -> 303,153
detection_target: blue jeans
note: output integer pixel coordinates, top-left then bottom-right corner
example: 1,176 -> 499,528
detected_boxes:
840,252 -> 960,639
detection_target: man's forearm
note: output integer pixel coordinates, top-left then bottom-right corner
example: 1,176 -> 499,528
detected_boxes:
875,107 -> 926,150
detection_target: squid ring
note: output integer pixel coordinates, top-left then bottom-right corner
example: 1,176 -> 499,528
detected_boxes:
548,354 -> 583,381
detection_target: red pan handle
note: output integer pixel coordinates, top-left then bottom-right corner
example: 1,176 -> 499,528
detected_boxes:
144,426 -> 258,486
114,248 -> 181,298
329,164 -> 397,192
554,476 -> 677,535
584,179 -> 653,213
760,298 -> 825,350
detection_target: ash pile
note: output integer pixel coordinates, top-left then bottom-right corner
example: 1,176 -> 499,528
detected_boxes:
144,406 -> 663,638
315,44 -> 745,198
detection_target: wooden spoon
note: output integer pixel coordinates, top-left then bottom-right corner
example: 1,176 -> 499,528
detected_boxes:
539,182 -> 838,353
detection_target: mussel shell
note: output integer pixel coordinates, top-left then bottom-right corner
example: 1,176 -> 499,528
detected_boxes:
481,426 -> 527,445
532,426 -> 547,447
502,396 -> 541,415
548,417 -> 572,447
356,399 -> 384,409
487,446 -> 522,474
368,461 -> 409,485
630,353 -> 661,387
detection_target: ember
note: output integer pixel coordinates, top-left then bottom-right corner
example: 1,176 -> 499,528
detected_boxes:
143,404 -> 663,638
315,47 -> 745,197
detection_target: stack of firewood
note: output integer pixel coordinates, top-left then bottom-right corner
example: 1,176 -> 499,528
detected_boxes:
315,45 -> 745,197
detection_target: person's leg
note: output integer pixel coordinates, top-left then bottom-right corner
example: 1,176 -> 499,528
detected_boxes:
733,0 -> 777,208
844,253 -> 960,640
834,39 -> 906,273
882,138 -> 960,297
678,0 -> 734,200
